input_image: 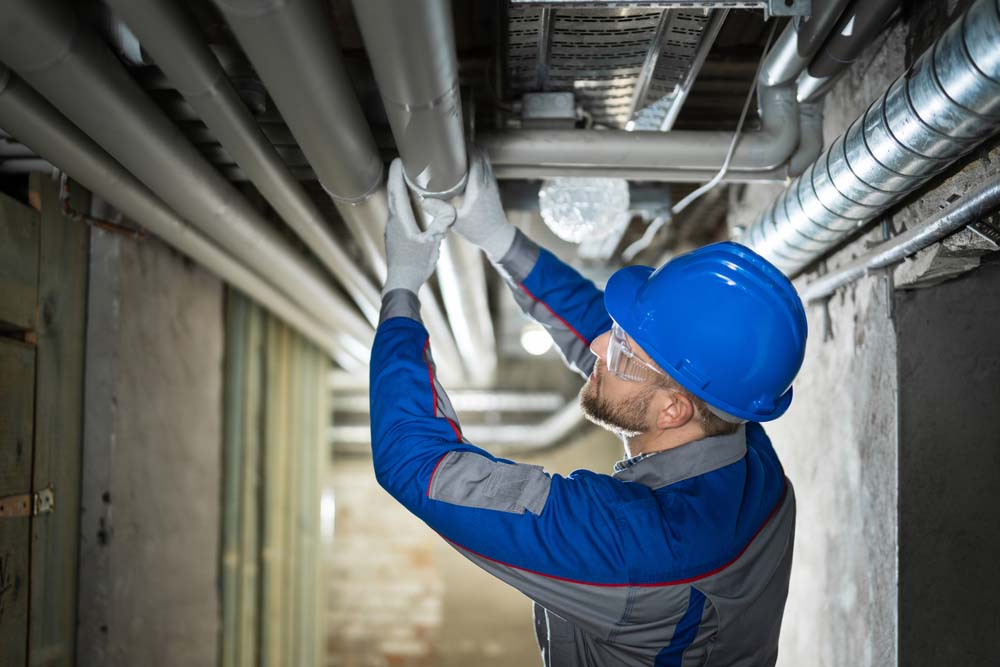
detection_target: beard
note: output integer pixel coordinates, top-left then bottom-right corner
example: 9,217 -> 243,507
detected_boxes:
578,360 -> 655,438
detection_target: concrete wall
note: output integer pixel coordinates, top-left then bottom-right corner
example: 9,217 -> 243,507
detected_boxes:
325,425 -> 622,667
729,2 -> 998,665
78,229 -> 224,667
896,260 -> 1000,666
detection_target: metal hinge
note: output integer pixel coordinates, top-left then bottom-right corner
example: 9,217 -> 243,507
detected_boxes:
0,487 -> 55,519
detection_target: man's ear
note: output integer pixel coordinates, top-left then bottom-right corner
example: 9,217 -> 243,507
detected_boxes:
655,390 -> 696,430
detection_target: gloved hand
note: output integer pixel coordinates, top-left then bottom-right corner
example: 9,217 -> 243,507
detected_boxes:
453,146 -> 517,261
383,158 -> 456,296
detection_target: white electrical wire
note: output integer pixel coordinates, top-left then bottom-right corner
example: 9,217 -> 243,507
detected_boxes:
670,21 -> 780,217
621,213 -> 671,262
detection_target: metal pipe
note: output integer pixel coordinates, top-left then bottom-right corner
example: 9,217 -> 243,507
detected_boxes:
330,401 -> 586,454
332,390 -> 566,413
0,157 -> 56,173
0,68 -> 365,369
787,101 -> 824,177
797,0 -> 901,102
351,0 -> 467,198
479,84 -> 799,175
492,164 -> 791,183
799,171 -> 1000,301
107,0 -> 383,325
0,1 -> 373,351
745,0 -> 1000,276
353,0 -> 498,388
215,0 -> 467,383
760,22 -> 811,87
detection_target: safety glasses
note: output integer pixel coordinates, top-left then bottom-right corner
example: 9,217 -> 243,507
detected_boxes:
606,323 -> 667,384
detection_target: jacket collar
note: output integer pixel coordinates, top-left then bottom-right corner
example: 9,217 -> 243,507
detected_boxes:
612,425 -> 747,489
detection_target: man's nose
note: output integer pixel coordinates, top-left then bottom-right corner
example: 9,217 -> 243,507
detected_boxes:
590,331 -> 610,360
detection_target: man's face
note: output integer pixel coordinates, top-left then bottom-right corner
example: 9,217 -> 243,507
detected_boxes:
578,330 -> 659,438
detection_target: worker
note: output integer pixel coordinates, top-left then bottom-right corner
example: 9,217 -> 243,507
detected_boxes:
370,149 -> 807,666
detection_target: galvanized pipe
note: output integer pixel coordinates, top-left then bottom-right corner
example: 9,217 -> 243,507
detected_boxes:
745,0 -> 1000,276
107,0 -> 384,325
799,170 -> 1000,302
479,84 -> 799,176
353,0 -> 498,388
0,68 -> 366,368
215,0 -> 467,384
0,1 -> 372,349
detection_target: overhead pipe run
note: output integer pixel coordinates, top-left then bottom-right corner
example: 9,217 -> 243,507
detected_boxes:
0,1 -> 373,354
107,0 -> 384,325
743,0 -> 1000,276
480,83 -> 799,177
484,7 -> 864,184
215,0 -> 467,384
0,68 -> 365,369
353,0 -> 499,388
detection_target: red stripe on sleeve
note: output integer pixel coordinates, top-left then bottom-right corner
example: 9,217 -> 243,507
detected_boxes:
517,282 -> 590,347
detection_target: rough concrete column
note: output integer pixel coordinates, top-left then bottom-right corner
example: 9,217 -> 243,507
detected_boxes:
78,229 -> 223,667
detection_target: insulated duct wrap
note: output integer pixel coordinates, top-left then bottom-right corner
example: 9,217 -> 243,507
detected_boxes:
745,0 -> 1000,275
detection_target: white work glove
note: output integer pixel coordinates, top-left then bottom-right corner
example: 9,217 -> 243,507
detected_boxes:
453,146 -> 517,261
383,158 -> 456,296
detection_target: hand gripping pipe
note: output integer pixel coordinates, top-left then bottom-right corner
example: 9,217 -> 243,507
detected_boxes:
0,67 -> 366,369
106,0 -> 384,325
0,1 -> 373,354
743,0 -> 1000,276
214,0 -> 468,384
352,0 -> 499,388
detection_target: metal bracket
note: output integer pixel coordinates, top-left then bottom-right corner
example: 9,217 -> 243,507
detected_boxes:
0,487 -> 55,518
969,213 -> 1000,249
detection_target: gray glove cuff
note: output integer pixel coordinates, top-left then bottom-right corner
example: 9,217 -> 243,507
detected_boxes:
479,222 -> 518,262
382,273 -> 422,299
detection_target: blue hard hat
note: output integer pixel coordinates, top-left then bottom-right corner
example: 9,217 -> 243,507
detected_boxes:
604,241 -> 807,422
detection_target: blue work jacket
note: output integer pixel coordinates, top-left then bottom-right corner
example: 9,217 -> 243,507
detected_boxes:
370,230 -> 795,666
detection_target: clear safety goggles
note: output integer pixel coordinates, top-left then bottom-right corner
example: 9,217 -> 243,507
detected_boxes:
606,323 -> 667,384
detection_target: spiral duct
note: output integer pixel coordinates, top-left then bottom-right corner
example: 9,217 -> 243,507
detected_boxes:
744,0 -> 1000,276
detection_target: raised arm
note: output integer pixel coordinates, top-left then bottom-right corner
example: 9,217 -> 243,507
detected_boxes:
453,148 -> 612,379
372,158 -> 631,638
371,293 -> 633,639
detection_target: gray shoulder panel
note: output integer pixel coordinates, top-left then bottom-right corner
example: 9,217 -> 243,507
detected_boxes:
428,450 -> 551,515
379,288 -> 422,325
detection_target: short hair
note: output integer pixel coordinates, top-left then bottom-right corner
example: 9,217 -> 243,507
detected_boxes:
653,373 -> 740,438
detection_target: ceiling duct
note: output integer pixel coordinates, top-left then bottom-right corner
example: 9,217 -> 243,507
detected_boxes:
743,0 -> 1000,276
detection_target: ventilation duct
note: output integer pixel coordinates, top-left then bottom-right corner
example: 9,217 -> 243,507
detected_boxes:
744,0 -> 1000,276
